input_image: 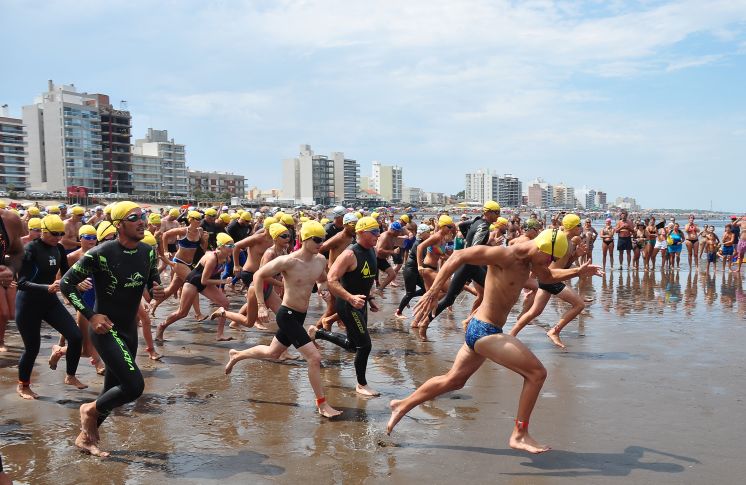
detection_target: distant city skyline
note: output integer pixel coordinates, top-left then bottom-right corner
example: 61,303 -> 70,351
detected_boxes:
2,1 -> 744,211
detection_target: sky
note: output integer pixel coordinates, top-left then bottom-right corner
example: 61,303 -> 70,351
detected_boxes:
1,0 -> 745,211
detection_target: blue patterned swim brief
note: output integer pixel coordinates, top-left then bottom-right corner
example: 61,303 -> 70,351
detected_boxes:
465,316 -> 502,350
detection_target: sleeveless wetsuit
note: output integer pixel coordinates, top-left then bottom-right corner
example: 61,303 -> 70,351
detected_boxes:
16,239 -> 82,383
397,238 -> 426,313
60,240 -> 160,426
315,243 -> 377,386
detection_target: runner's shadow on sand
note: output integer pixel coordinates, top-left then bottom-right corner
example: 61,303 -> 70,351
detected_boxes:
402,443 -> 698,477
107,449 -> 284,478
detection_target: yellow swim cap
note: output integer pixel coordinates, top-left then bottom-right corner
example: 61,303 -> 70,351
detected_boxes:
370,212 -> 379,219
219,213 -> 231,223
355,212 -> 363,219
0,201 -> 6,209
104,204 -> 113,215
320,218 -> 330,225
356,216 -> 380,233
111,201 -> 140,227
281,214 -> 295,226
535,229 -> 568,260
240,212 -> 253,221
47,205 -> 61,214
489,223 -> 497,231
28,206 -> 40,216
188,210 -> 202,220
562,213 -> 581,231
269,223 -> 289,240
400,214 -> 410,223
483,200 -> 500,212
300,221 -> 325,241
142,230 -> 158,247
204,208 -> 218,217
78,224 -> 96,237
299,216 -> 309,223
263,216 -> 278,229
230,212 -> 240,220
216,232 -> 234,247
275,211 -> 286,220
496,217 -> 509,227
97,221 -> 117,241
28,218 -> 42,231
438,215 -> 454,227
148,213 -> 162,225
41,215 -> 65,233
72,206 -> 85,216
168,208 -> 180,218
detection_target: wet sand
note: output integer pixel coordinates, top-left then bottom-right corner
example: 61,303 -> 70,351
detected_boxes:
1,251 -> 745,484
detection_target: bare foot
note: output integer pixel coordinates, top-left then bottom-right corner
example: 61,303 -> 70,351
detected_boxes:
387,399 -> 406,435
417,325 -> 429,342
75,431 -> 110,457
356,384 -> 380,397
546,327 -> 566,349
48,344 -> 65,370
394,311 -> 406,319
92,359 -> 106,375
318,402 -> 342,418
79,402 -> 101,444
509,430 -> 551,454
254,322 -> 269,330
149,304 -> 157,317
147,348 -> 162,360
17,383 -> 38,400
195,313 -> 208,322
390,281 -> 400,287
155,324 -> 166,343
65,375 -> 88,389
229,322 -> 248,331
216,335 -> 235,342
209,307 -> 225,320
225,349 -> 240,375
278,349 -> 299,361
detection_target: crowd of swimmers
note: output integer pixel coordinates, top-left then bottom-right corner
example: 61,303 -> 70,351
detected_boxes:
0,198 -> 743,481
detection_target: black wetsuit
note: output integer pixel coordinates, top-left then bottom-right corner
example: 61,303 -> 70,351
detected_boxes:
397,238 -> 426,313
315,243 -> 377,386
432,216 -> 491,318
60,240 -> 160,426
16,239 -> 82,383
226,220 -> 251,243
200,219 -> 223,250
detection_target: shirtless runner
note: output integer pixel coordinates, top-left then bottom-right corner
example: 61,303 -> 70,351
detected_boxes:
387,228 -> 603,452
224,221 -> 342,418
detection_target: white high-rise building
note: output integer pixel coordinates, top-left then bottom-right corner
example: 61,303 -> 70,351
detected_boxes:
497,174 -> 522,208
371,161 -> 403,202
586,189 -> 597,210
552,183 -> 575,209
132,128 -> 189,196
0,106 -> 29,190
23,81 -> 104,192
331,152 -> 359,203
283,145 -> 337,205
527,178 -> 552,208
465,169 -> 498,205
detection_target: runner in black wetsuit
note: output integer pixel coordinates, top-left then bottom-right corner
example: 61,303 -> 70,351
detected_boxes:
60,201 -> 163,457
16,215 -> 86,399
427,201 -> 500,322
395,224 -> 431,317
311,216 -> 381,397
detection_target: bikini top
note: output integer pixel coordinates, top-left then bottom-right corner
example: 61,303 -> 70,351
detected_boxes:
177,229 -> 202,249
427,244 -> 446,255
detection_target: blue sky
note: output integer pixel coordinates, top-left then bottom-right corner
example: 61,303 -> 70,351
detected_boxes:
1,0 -> 744,211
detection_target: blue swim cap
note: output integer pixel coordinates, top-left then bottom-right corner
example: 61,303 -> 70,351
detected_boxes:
391,221 -> 403,231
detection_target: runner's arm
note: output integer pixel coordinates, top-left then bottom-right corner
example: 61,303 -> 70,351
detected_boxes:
60,253 -> 98,319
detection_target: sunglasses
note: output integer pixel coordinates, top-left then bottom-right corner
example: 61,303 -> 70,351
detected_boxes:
81,235 -> 97,241
309,236 -> 324,244
278,234 -> 290,239
445,225 -> 455,229
46,231 -> 65,237
365,229 -> 381,236
30,228 -> 41,232
123,213 -> 147,222
221,243 -> 236,249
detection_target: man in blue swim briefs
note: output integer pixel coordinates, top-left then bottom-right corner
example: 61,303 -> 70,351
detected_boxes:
387,228 -> 603,453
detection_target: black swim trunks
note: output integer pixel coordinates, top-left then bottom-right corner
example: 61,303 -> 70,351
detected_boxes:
538,281 -> 566,295
274,305 -> 311,349
377,258 -> 391,271
392,252 -> 404,265
239,270 -> 254,286
617,236 -> 633,251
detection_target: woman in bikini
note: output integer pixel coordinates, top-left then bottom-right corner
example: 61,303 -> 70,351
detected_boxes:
644,218 -> 658,270
600,218 -> 615,270
416,215 -> 455,293
684,215 -> 700,269
149,211 -> 208,318
633,221 -> 646,270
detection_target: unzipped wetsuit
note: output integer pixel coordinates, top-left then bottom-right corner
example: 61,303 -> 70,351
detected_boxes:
60,239 -> 160,426
315,243 -> 377,386
16,239 -> 82,384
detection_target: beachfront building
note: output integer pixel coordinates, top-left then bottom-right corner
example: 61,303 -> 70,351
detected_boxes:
371,161 -> 403,203
332,152 -> 360,203
552,183 -> 576,209
403,186 -> 424,205
189,169 -> 246,197
23,81 -> 104,192
586,189 -> 597,210
595,191 -> 607,209
131,153 -> 163,197
527,178 -> 552,208
283,145 -> 359,205
615,196 -> 639,211
0,106 -> 29,191
132,129 -> 189,197
98,97 -> 132,194
497,174 -> 522,208
465,169 -> 497,205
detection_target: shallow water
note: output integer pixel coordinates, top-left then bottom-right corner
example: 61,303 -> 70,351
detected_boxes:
1,244 -> 745,484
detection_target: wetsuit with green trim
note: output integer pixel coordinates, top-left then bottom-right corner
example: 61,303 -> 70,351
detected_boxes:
16,239 -> 82,384
60,239 -> 160,426
431,216 -> 491,318
315,243 -> 377,386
